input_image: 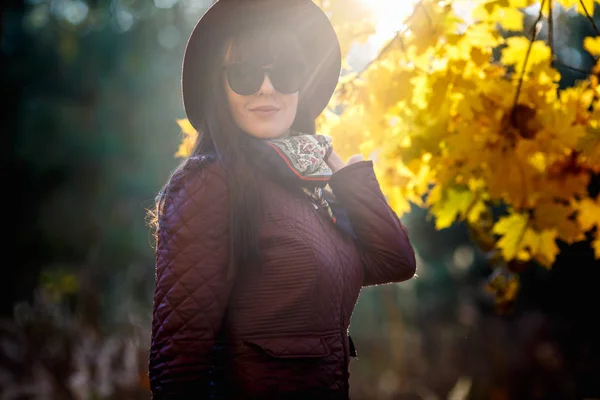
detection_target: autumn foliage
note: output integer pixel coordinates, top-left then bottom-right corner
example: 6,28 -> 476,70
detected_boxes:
176,0 -> 600,306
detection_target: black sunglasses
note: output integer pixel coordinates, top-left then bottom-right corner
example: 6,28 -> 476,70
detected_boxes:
224,62 -> 306,96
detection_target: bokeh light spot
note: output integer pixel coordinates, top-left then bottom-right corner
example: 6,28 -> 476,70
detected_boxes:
453,245 -> 475,272
154,0 -> 178,9
157,25 -> 180,49
117,9 -> 134,32
52,0 -> 89,25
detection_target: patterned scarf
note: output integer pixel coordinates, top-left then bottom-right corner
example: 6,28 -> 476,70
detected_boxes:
246,131 -> 355,238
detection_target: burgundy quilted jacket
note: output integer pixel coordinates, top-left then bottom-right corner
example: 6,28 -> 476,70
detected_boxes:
149,155 -> 416,399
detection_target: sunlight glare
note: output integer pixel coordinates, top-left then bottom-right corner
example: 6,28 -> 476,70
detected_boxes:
358,0 -> 419,52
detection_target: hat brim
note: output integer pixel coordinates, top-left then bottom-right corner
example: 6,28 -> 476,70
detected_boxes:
181,0 -> 341,132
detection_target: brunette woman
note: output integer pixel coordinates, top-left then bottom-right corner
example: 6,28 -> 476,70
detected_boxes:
148,1 -> 416,398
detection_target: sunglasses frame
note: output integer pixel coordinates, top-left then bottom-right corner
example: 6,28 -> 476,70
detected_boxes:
223,62 -> 307,96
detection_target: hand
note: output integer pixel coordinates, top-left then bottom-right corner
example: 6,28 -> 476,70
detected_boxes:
326,149 -> 365,173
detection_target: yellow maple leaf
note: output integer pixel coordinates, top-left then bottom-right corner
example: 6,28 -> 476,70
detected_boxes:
497,6 -> 524,31
509,0 -> 535,6
471,0 -> 499,22
577,126 -> 600,171
486,267 -> 520,312
521,228 -> 559,268
462,22 -> 505,51
577,196 -> 600,232
501,37 -> 551,73
592,235 -> 600,259
484,146 -> 541,209
174,118 -> 198,158
584,36 -> 600,57
429,186 -> 485,229
576,107 -> 600,170
378,171 -> 413,216
493,212 -> 560,266
493,212 -> 529,260
577,0 -> 595,16
533,201 -> 585,244
316,108 -> 342,139
543,170 -> 591,204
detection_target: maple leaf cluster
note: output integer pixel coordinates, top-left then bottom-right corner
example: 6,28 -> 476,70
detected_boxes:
319,0 -> 600,265
174,0 -> 600,307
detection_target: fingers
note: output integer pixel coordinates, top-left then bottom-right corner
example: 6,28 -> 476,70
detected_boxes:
325,149 -> 346,173
326,148 -> 367,173
347,154 -> 365,165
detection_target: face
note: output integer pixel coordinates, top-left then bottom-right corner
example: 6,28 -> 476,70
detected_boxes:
223,44 -> 299,140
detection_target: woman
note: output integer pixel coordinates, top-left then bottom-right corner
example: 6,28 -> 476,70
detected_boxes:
148,0 -> 416,399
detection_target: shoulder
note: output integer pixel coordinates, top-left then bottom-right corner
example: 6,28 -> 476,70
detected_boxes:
184,154 -> 227,181
164,155 -> 229,207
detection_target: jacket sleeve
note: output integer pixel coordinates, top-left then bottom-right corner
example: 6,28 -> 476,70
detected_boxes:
328,160 -> 416,287
149,162 -> 233,398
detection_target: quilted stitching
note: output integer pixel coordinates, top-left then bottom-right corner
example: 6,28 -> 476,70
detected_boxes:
149,161 -> 233,396
149,159 -> 415,399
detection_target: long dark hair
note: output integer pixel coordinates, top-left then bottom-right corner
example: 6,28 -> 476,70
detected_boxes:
150,23 -> 315,275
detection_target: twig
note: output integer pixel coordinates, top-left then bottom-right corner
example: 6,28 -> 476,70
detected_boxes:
548,0 -> 554,65
349,1 -> 424,82
579,0 -> 600,62
511,0 -> 546,124
397,35 -> 408,56
416,1 -> 432,28
355,33 -> 401,81
579,0 -> 600,36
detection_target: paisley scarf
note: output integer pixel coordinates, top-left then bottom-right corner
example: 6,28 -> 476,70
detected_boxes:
246,131 -> 355,238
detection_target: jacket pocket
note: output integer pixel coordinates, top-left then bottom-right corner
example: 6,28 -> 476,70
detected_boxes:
243,336 -> 331,359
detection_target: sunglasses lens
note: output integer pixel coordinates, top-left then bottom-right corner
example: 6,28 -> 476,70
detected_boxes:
226,63 -> 305,95
226,64 -> 264,95
270,63 -> 305,94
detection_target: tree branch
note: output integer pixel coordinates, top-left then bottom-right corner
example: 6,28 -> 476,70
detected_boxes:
548,0 -> 554,65
579,0 -> 600,62
355,33 -> 401,81
579,0 -> 600,36
347,1 -> 424,83
416,1 -> 432,28
511,0 -> 546,123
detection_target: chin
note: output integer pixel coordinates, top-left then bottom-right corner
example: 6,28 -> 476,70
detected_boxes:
247,127 -> 289,140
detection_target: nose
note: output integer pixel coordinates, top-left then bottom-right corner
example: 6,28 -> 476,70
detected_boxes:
257,73 -> 275,95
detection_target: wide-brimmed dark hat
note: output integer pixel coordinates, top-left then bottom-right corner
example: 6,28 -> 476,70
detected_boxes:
181,0 -> 342,132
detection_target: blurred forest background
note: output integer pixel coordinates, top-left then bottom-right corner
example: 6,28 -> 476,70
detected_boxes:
2,0 -> 600,399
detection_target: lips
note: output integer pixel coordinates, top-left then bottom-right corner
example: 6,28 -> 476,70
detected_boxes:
249,105 -> 280,119
250,105 -> 279,112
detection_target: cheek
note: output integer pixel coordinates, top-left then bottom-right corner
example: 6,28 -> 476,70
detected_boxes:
224,78 -> 246,117
285,94 -> 299,120
228,93 -> 246,119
